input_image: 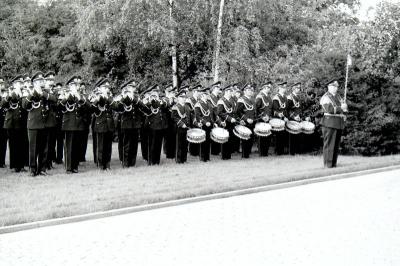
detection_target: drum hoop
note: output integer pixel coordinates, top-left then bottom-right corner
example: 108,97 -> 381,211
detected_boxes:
233,128 -> 251,140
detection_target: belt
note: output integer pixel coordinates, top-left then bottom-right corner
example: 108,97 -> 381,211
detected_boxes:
324,113 -> 345,118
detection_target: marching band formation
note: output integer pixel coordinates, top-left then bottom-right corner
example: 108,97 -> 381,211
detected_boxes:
0,71 -> 347,176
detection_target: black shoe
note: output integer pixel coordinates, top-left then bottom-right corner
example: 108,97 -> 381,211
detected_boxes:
30,172 -> 37,177
0,165 -> 5,168
66,170 -> 73,174
72,169 -> 78,173
38,171 -> 48,176
55,160 -> 63,165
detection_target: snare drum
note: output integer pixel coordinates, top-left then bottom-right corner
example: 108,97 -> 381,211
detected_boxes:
187,128 -> 206,143
233,125 -> 252,140
286,120 -> 301,134
300,121 -> 316,134
211,127 -> 229,144
269,118 -> 285,132
254,122 -> 272,137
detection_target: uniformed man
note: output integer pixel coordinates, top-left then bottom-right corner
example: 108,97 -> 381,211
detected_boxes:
194,87 -> 216,162
208,81 -> 222,156
255,82 -> 273,156
320,78 -> 348,168
231,83 -> 241,153
141,85 -> 168,165
287,82 -> 304,155
53,82 -> 64,164
236,84 -> 256,158
186,84 -> 201,156
60,76 -> 89,173
0,78 -> 7,168
171,88 -> 191,163
139,85 -> 154,161
1,76 -> 28,172
78,81 -> 91,163
217,84 -> 237,160
163,84 -> 177,159
272,81 -> 289,155
112,79 -> 143,167
23,71 -> 51,176
91,78 -> 114,170
43,71 -> 58,169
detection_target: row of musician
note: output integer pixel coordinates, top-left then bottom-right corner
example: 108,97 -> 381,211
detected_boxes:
0,72 -> 321,176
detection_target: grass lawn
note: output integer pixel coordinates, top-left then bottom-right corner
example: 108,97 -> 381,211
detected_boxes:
1,141 -> 399,227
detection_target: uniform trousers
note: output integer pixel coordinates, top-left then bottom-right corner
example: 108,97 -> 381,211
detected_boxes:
175,127 -> 188,164
211,139 -> 221,155
140,126 -> 149,161
7,129 -> 26,170
199,127 -> 211,162
55,124 -> 64,163
45,127 -> 57,168
148,129 -> 164,165
275,131 -> 288,155
64,131 -> 80,172
96,132 -> 113,170
241,135 -> 253,158
288,132 -> 301,155
221,127 -> 234,160
79,129 -> 89,162
322,127 -> 342,168
0,128 -> 7,167
258,135 -> 271,157
164,126 -> 176,159
28,129 -> 47,174
189,142 -> 200,156
121,128 -> 139,167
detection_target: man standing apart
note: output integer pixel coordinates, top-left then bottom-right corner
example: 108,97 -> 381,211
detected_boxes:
320,78 -> 348,168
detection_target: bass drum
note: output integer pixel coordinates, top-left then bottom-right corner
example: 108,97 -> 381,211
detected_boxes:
187,128 -> 206,144
211,127 -> 229,144
233,125 -> 252,140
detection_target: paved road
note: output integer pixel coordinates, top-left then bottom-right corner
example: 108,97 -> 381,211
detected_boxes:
1,169 -> 400,266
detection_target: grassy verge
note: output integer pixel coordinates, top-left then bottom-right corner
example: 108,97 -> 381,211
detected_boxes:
1,142 -> 399,227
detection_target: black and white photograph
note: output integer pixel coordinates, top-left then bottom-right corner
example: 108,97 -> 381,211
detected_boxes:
0,0 -> 399,265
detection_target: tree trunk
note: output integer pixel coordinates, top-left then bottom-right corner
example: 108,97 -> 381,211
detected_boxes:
213,0 -> 225,82
169,0 -> 178,88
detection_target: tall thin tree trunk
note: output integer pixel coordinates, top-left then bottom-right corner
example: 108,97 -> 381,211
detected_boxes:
213,0 -> 225,82
169,0 -> 178,88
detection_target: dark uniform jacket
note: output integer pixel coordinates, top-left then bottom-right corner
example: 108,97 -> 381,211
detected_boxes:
1,97 -> 26,129
235,96 -> 256,127
43,90 -> 58,128
217,97 -> 236,127
194,100 -> 215,128
255,92 -> 273,122
22,93 -> 54,130
319,92 -> 346,130
272,93 -> 289,119
142,98 -> 168,130
60,96 -> 90,131
287,93 -> 303,121
171,103 -> 191,128
111,96 -> 143,130
91,97 -> 115,133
